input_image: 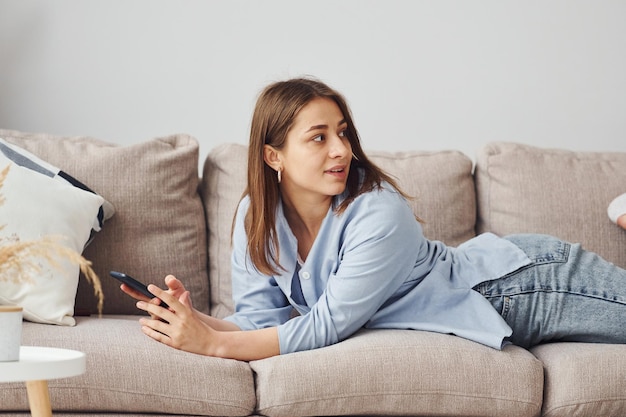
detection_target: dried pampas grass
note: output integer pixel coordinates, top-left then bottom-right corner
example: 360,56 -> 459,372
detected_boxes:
0,164 -> 104,316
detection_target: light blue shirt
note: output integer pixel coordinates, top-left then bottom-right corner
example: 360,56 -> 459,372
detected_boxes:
224,182 -> 531,354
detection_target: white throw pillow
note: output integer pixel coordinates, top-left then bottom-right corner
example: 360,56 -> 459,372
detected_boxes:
0,139 -> 111,325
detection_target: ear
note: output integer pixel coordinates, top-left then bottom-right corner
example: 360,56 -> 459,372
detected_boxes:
263,144 -> 282,171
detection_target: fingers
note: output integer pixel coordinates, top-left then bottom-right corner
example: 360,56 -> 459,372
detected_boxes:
140,318 -> 171,344
137,285 -> 184,321
137,301 -> 176,332
137,300 -> 189,350
136,282 -> 202,352
147,284 -> 178,308
179,290 -> 194,308
120,283 -> 151,302
164,274 -> 184,290
121,275 -> 184,317
162,275 -> 190,304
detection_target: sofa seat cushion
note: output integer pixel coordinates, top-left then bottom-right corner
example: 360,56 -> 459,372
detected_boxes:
531,343 -> 626,417
0,316 -> 256,417
202,144 -> 476,319
0,129 -> 210,315
475,142 -> 626,269
251,329 -> 543,417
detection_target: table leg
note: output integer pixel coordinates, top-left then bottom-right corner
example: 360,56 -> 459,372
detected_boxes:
26,380 -> 53,417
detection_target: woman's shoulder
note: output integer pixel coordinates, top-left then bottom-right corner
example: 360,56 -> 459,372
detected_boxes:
342,180 -> 415,223
333,180 -> 423,252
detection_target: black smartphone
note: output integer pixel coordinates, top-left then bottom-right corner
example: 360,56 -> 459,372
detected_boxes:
109,271 -> 169,309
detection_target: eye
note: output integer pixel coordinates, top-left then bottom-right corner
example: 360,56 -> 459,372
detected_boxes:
338,124 -> 349,138
312,134 -> 324,142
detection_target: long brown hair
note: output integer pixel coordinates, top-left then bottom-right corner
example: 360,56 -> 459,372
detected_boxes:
240,77 -> 410,275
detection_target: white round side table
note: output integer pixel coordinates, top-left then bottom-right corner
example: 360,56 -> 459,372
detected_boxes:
0,346 -> 86,417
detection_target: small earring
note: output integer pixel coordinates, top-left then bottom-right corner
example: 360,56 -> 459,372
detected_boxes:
277,169 -> 282,184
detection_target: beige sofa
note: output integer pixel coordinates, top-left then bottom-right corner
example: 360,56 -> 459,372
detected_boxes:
1,128 -> 625,417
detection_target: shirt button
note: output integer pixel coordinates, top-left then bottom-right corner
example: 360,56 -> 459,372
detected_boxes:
301,271 -> 311,280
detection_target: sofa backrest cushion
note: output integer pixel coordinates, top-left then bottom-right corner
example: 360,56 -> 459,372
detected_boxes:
0,129 -> 210,315
201,144 -> 249,319
368,150 -> 476,246
202,144 -> 476,318
476,142 -> 626,269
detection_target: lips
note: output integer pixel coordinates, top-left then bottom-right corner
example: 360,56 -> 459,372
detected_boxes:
324,165 -> 347,174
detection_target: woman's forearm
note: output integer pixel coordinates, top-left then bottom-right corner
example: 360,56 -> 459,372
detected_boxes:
194,312 -> 281,360
211,327 -> 280,361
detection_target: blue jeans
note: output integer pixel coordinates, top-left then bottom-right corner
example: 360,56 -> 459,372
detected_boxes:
473,234 -> 626,348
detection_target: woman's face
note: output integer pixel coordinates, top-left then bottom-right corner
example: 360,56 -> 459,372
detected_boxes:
273,97 -> 352,207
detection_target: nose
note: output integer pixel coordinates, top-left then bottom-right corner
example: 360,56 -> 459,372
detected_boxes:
329,134 -> 351,159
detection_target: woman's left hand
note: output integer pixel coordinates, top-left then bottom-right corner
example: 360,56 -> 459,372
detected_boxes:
136,285 -> 217,356
137,284 -> 281,360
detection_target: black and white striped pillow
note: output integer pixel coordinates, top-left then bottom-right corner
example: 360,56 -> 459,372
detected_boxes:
0,137 -> 114,325
0,138 -> 114,245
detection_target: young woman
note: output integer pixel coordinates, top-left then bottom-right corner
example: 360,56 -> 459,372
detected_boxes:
124,77 -> 626,361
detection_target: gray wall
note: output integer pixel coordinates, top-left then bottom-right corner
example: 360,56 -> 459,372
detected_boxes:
1,0 -> 625,163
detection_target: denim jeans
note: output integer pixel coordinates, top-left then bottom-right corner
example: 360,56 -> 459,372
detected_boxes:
473,234 -> 626,348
